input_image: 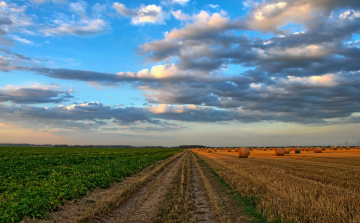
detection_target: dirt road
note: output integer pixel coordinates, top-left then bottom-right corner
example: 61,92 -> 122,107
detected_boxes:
44,150 -> 251,223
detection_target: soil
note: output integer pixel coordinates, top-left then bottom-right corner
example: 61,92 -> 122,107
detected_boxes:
189,153 -> 216,222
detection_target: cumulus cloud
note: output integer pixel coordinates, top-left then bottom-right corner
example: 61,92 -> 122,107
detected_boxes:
166,11 -> 232,39
136,64 -> 180,79
139,10 -> 238,70
243,0 -> 360,32
2,0 -> 360,131
141,70 -> 360,124
6,54 -> 360,125
139,4 -> 360,73
113,3 -> 165,25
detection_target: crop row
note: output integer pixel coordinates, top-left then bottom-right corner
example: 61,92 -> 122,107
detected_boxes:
0,147 -> 182,222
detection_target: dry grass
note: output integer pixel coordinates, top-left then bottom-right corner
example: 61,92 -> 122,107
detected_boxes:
194,149 -> 360,223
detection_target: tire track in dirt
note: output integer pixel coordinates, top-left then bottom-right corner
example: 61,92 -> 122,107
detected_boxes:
97,151 -> 187,223
191,152 -> 252,223
152,150 -> 217,223
189,152 -> 216,223
97,150 -> 252,223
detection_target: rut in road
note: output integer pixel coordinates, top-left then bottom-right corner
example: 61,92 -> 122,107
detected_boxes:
96,150 -> 187,223
97,150 -> 251,223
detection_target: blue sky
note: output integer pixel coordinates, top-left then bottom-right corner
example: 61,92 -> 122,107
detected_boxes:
0,0 -> 360,146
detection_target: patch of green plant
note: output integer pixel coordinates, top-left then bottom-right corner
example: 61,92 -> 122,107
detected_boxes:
0,147 -> 183,222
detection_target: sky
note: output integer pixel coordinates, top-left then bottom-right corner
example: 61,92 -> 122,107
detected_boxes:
0,0 -> 359,147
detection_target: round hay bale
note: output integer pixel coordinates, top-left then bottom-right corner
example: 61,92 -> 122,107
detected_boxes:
238,147 -> 249,158
208,149 -> 212,153
295,148 -> 301,153
314,147 -> 322,153
305,147 -> 309,151
284,148 -> 290,154
228,148 -> 232,152
214,149 -> 217,152
275,148 -> 285,156
346,147 -> 350,150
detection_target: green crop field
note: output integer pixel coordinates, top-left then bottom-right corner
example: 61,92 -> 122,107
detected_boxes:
0,147 -> 182,222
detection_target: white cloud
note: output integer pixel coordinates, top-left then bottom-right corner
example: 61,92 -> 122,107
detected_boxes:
0,1 -> 8,7
1,83 -> 61,91
113,3 -> 165,25
137,64 -> 179,78
339,10 -> 360,20
0,2 -> 36,46
116,64 -> 180,79
69,1 -> 88,18
0,2 -> 32,27
162,0 -> 190,6
167,11 -> 231,39
243,0 -> 360,32
208,4 -> 219,9
11,35 -> 34,44
285,74 -> 337,87
171,10 -> 192,20
170,0 -> 190,5
242,0 -> 262,8
256,44 -> 334,60
36,2 -> 109,36
43,18 -> 107,36
148,104 -> 204,114
92,3 -> 106,14
29,0 -> 66,4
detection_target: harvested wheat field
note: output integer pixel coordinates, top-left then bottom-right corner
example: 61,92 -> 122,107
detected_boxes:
193,148 -> 360,223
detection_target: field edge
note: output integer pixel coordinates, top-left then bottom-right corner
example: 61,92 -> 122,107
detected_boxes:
192,151 -> 281,223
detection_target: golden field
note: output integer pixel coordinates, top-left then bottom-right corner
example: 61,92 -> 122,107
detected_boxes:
193,148 -> 360,223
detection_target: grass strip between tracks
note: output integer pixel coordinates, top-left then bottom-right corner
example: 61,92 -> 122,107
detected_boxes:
192,152 -> 281,223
